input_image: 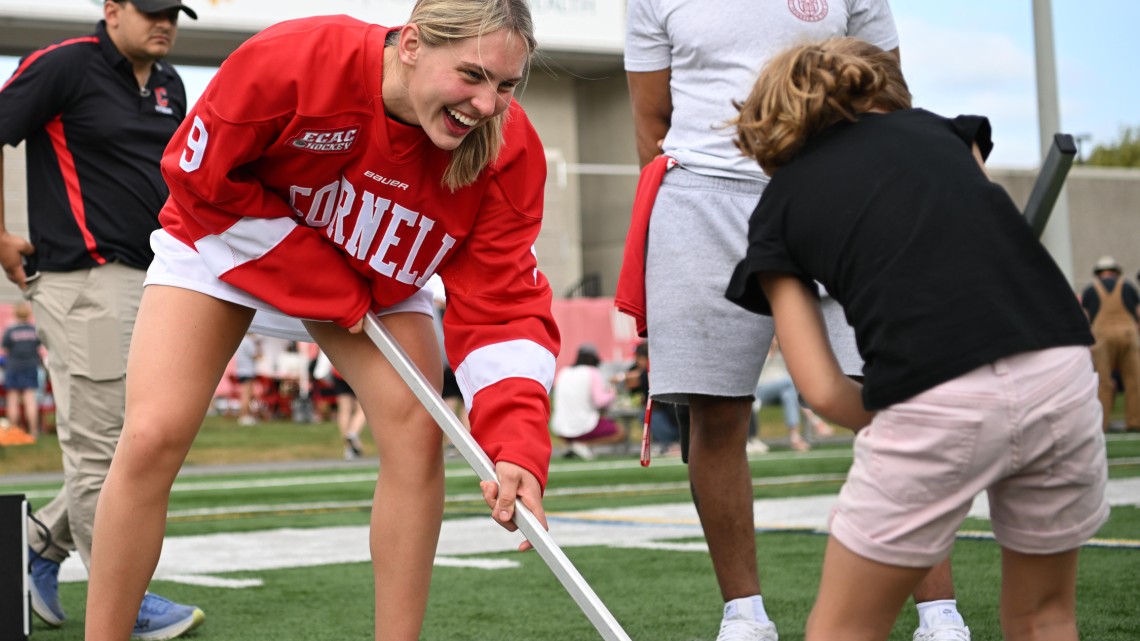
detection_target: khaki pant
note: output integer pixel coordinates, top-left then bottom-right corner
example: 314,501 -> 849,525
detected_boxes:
1091,325 -> 1140,429
25,263 -> 144,567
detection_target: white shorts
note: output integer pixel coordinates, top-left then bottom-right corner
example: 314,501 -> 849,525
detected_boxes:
145,229 -> 434,342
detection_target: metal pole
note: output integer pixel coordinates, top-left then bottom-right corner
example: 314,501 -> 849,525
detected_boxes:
361,313 -> 632,641
1031,0 -> 1075,282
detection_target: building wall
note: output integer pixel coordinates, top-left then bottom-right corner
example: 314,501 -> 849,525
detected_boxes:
575,73 -> 640,295
991,165 -> 1140,291
519,72 -> 583,299
1,144 -> 28,304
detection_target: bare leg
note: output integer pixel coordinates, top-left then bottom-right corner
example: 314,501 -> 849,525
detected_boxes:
348,400 -> 367,438
788,424 -> 811,451
6,389 -> 19,429
912,558 -> 956,603
1000,547 -> 1080,641
306,313 -> 444,641
335,392 -> 356,439
806,537 -> 929,641
22,388 -> 39,436
85,287 -> 253,641
237,379 -> 255,422
688,394 -> 760,600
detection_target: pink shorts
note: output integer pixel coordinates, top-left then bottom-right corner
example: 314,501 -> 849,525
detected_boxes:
830,346 -> 1109,567
570,417 -> 619,442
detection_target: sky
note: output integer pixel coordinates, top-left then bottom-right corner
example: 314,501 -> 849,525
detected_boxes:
1,1 -> 1136,169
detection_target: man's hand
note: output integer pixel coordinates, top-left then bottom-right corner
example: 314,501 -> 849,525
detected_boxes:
0,232 -> 35,289
480,461 -> 548,552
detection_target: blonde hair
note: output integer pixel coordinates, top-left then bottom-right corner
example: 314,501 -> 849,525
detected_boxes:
13,302 -> 32,322
732,37 -> 911,175
406,0 -> 537,190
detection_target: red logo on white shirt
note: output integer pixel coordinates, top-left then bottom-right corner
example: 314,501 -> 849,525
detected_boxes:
788,0 -> 828,22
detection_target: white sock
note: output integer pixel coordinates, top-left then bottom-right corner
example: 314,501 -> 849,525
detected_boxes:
724,595 -> 770,625
916,599 -> 966,630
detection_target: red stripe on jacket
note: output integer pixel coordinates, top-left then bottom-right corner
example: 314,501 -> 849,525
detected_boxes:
45,117 -> 107,265
1,37 -> 100,93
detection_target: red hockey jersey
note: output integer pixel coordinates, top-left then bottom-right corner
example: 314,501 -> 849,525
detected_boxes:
159,16 -> 560,487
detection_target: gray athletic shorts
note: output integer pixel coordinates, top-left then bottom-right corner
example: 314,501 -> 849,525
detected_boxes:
645,168 -> 773,403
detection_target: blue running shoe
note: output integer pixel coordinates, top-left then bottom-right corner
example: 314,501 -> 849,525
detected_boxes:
132,593 -> 206,641
28,548 -> 65,627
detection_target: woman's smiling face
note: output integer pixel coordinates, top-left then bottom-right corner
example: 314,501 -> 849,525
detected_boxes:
389,25 -> 528,151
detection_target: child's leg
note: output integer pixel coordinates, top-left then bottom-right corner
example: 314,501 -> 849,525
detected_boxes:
308,312 -> 444,641
22,388 -> 39,436
5,389 -> 19,429
999,547 -> 1080,641
807,537 -> 929,641
85,286 -> 254,641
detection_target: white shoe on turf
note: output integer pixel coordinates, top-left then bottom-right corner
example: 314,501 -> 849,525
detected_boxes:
568,442 -> 596,460
716,618 -> 778,641
745,438 -> 770,455
913,624 -> 970,641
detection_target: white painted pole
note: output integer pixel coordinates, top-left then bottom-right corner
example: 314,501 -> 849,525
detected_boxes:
1031,0 -> 1075,283
362,312 -> 633,641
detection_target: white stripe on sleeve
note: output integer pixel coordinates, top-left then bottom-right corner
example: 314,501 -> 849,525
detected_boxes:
455,339 -> 556,409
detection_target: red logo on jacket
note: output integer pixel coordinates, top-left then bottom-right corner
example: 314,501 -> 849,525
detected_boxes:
788,0 -> 828,22
155,86 -> 169,107
288,127 -> 360,154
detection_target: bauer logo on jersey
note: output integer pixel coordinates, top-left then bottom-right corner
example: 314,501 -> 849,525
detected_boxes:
288,127 -> 361,153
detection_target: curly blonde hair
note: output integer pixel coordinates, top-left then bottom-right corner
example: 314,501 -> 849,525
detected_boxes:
406,0 -> 537,190
732,37 -> 911,175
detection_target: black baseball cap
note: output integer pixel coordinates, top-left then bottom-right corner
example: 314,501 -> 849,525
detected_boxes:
128,0 -> 198,20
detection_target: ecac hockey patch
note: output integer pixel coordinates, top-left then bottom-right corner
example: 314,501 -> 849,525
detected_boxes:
288,126 -> 360,153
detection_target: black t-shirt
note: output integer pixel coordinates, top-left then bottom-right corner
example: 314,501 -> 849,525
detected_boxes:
0,21 -> 186,272
726,108 -> 1093,410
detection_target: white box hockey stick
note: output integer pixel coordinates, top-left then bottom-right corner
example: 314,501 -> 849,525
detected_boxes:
362,312 -> 632,641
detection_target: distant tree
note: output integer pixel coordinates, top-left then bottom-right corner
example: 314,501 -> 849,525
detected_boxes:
1086,126 -> 1140,167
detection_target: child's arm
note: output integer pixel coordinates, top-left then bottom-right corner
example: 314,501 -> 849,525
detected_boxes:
759,273 -> 875,431
971,142 -> 990,179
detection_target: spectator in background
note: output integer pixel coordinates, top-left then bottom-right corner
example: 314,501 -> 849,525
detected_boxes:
313,350 -> 366,460
1080,255 -> 1140,431
551,343 -> 627,460
0,0 -> 203,634
234,332 -> 262,425
2,302 -> 42,438
624,340 -> 681,456
753,338 -> 810,452
427,274 -> 470,436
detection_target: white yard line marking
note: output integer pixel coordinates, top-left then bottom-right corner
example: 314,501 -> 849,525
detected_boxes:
55,478 -> 1140,587
163,474 -> 849,520
9,451 -> 858,499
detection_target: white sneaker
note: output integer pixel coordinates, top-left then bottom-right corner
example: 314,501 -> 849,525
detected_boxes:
568,442 -> 596,460
913,625 -> 970,641
745,438 -> 770,455
717,597 -> 778,641
716,619 -> 778,641
237,415 -> 257,426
